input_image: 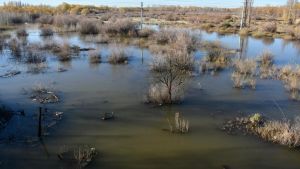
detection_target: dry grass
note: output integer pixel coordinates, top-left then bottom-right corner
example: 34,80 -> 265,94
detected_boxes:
231,59 -> 257,89
108,45 -> 128,64
278,65 -> 300,100
167,112 -> 189,133
78,19 -> 100,35
25,44 -> 46,64
258,50 -> 276,79
200,48 -> 230,72
104,18 -> 137,36
256,117 -> 300,147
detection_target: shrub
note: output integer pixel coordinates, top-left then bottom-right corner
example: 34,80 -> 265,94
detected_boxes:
258,50 -> 276,79
239,28 -> 249,36
108,45 -> 128,64
262,22 -> 277,33
231,59 -> 257,89
153,29 -> 176,44
167,112 -> 189,133
40,27 -> 54,36
200,48 -> 230,72
53,15 -> 78,31
279,66 -> 300,100
138,28 -> 155,38
37,15 -> 53,25
16,29 -> 28,37
8,38 -> 22,58
78,19 -> 100,34
89,50 -> 101,64
256,117 -> 300,147
26,45 -> 46,64
104,18 -> 138,36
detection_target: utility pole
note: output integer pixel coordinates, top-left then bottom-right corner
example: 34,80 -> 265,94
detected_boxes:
140,2 -> 144,30
240,0 -> 254,29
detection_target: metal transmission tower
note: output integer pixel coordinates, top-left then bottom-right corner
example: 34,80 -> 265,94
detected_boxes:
240,0 -> 254,29
287,0 -> 298,24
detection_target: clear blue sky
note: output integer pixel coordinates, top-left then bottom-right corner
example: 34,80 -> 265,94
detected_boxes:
0,0 -> 288,8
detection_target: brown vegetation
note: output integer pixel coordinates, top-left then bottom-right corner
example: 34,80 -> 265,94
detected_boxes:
231,59 -> 257,89
108,45 -> 128,64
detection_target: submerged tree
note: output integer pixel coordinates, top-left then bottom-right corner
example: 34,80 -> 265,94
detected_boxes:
147,47 -> 193,105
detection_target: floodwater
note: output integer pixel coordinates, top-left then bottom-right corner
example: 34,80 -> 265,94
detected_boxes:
1,25 -> 300,169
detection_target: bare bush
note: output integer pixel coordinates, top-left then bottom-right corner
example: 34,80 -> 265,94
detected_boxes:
78,19 -> 100,34
278,65 -> 300,101
200,48 -> 230,72
147,47 -> 191,105
256,117 -> 300,147
138,28 -> 155,38
0,12 -> 30,25
262,22 -> 277,33
89,50 -> 101,64
58,145 -> 97,169
37,15 -> 53,25
108,45 -> 128,64
104,18 -> 138,36
8,38 -> 22,58
167,112 -> 189,133
25,44 -> 46,64
40,27 -> 54,36
53,15 -> 78,30
16,29 -> 28,37
258,50 -> 276,79
30,83 -> 59,104
152,29 -> 176,44
231,59 -> 257,89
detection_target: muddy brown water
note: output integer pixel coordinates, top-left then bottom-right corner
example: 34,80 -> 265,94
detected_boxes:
0,26 -> 300,169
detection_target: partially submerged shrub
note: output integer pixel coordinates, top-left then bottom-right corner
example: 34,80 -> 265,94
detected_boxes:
16,29 -> 28,37
231,59 -> 257,89
224,113 -> 300,148
40,27 -> 54,36
200,48 -> 231,73
8,38 -> 22,58
89,50 -> 101,64
58,145 -> 97,169
30,83 -> 59,104
147,47 -> 191,105
79,19 -> 100,35
278,65 -> 300,100
258,50 -> 276,79
256,117 -> 300,148
26,44 -> 46,64
108,45 -> 128,64
167,112 -> 189,134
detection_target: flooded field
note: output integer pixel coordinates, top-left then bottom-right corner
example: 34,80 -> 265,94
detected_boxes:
1,25 -> 300,169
